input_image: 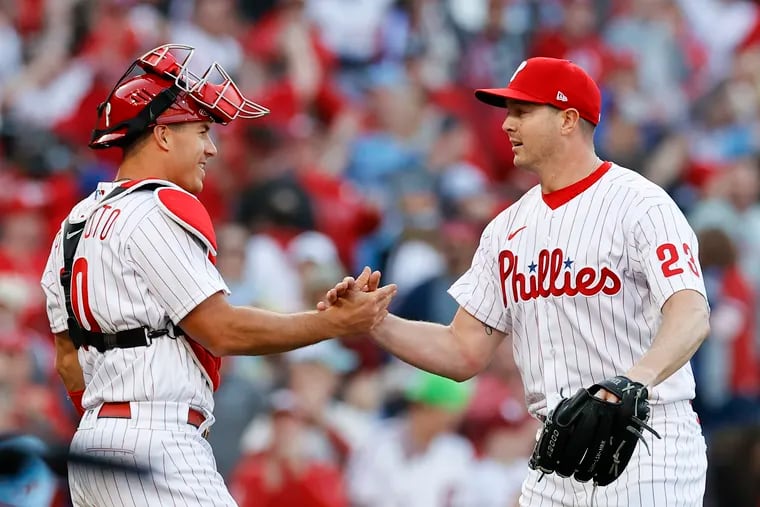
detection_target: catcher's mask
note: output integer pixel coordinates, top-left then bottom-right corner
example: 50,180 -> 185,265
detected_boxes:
89,44 -> 269,149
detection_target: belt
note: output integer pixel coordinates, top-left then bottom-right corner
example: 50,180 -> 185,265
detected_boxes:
98,402 -> 208,437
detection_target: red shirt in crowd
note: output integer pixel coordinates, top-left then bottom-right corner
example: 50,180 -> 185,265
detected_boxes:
230,452 -> 348,507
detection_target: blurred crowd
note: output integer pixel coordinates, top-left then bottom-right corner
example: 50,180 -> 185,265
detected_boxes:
1,0 -> 760,505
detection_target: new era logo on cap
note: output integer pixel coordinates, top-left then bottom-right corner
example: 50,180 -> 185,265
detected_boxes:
556,91 -> 568,102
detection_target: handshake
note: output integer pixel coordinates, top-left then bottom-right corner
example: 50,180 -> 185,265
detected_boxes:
314,266 -> 397,337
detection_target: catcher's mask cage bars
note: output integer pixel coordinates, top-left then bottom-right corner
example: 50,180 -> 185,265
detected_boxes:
90,44 -> 270,149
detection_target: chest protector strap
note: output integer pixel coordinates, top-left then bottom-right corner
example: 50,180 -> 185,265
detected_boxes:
60,182 -> 182,352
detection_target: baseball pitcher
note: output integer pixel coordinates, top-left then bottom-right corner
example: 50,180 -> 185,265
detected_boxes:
322,57 -> 709,506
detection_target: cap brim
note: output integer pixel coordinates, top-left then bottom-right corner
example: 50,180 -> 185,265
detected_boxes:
474,88 -> 549,108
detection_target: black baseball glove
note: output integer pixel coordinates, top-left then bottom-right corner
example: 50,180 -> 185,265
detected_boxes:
528,376 -> 661,486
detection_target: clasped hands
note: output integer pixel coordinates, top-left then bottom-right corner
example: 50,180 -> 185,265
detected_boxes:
317,266 -> 384,312
317,267 -> 395,335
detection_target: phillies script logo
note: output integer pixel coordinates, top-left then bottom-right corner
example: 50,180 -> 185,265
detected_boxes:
498,248 -> 622,305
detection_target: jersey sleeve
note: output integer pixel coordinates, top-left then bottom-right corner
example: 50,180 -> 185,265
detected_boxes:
447,220 -> 512,332
631,202 -> 708,310
40,230 -> 68,333
126,209 -> 230,324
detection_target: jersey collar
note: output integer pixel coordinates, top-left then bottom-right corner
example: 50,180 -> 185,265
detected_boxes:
94,181 -> 121,200
541,161 -> 612,210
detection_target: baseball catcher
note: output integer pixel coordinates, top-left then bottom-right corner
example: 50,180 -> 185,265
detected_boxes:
528,376 -> 662,486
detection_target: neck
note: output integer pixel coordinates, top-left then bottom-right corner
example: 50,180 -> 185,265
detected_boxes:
537,149 -> 601,194
114,150 -> 168,183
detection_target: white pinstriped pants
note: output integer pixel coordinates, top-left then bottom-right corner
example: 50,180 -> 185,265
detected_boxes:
520,400 -> 707,507
68,402 -> 236,507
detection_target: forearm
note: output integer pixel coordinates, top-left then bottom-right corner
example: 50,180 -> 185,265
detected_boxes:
370,314 -> 483,381
185,279 -> 394,356
626,291 -> 710,387
220,306 -> 336,356
54,335 -> 84,392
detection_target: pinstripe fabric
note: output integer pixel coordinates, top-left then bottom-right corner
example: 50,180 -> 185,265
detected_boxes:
69,402 -> 235,507
448,164 -> 707,416
41,181 -> 227,413
40,181 -> 233,505
448,164 -> 708,504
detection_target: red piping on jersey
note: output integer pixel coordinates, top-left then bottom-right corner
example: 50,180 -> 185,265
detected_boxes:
119,178 -> 150,188
119,178 -> 180,189
541,161 -> 612,210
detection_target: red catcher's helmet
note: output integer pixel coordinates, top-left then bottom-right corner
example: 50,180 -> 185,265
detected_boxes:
90,44 -> 269,149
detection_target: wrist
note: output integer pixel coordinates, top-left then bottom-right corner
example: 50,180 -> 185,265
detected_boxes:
312,308 -> 347,338
623,367 -> 657,389
368,315 -> 391,341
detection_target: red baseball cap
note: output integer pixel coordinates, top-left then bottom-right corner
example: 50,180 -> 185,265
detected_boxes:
475,57 -> 602,125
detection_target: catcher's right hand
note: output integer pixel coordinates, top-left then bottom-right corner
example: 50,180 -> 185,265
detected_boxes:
528,376 -> 661,486
316,267 -> 382,311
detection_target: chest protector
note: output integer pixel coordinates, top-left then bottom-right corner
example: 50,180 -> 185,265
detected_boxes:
60,179 -> 222,391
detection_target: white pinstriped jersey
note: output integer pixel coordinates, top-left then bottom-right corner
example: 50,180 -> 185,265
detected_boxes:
41,180 -> 228,415
449,163 -> 707,417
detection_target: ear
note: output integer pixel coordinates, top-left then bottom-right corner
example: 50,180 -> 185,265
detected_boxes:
152,125 -> 172,152
559,108 -> 582,136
